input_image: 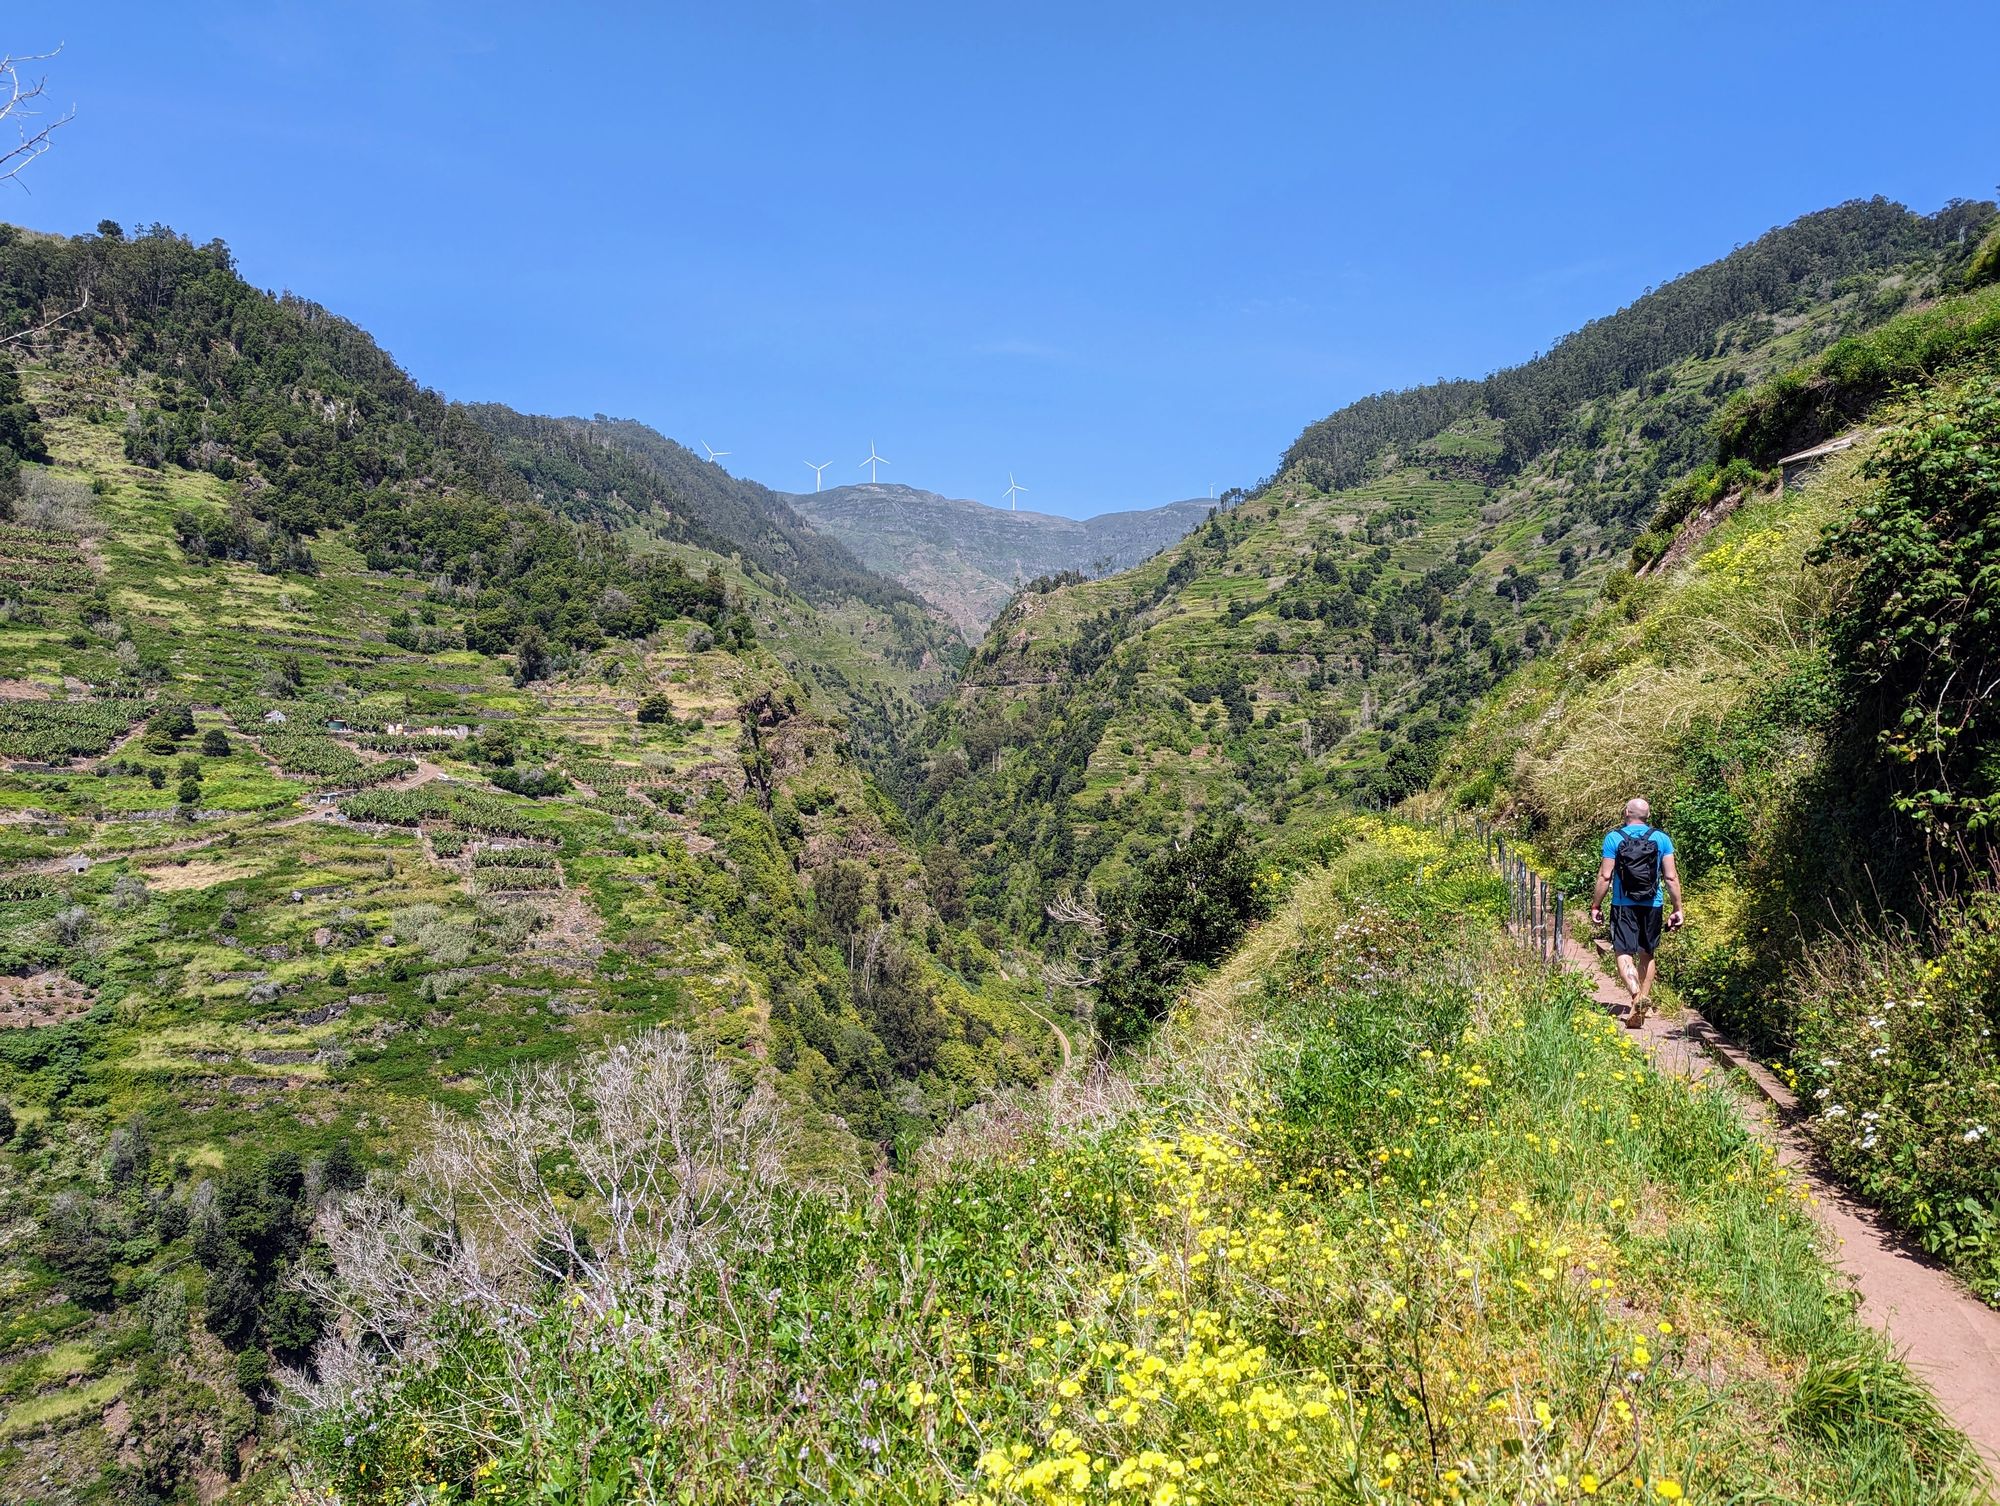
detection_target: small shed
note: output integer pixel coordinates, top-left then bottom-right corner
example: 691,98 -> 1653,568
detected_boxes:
262,709 -> 288,725
1777,431 -> 1868,492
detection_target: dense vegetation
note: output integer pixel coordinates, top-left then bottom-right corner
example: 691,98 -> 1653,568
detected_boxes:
5,194 -> 1999,1501
910,200 -> 1993,954
467,405 -> 936,618
1435,271 -> 2000,1294
464,403 -> 962,764
0,223 -> 946,685
0,223 -> 1043,1502
554,412 -> 931,613
290,823 -> 1982,1504
1286,198 -> 1995,492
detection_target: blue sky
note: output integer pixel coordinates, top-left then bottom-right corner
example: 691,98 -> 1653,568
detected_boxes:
12,3 -> 1997,517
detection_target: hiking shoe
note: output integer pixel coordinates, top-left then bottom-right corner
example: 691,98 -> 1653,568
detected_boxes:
1626,1004 -> 1651,1030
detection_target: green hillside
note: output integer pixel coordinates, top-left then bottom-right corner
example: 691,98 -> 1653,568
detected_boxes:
0,226 -> 1050,1500
288,820 -> 1984,1505
3,195 -> 1998,1505
1432,269 -> 2000,1297
911,200 -> 1993,947
464,404 -> 963,766
469,406 -> 935,617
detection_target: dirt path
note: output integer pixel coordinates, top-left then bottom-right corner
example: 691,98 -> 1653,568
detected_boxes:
1565,936 -> 2000,1474
1020,995 -> 1074,1070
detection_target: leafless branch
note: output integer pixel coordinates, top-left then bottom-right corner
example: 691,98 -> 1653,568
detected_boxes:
281,1029 -> 792,1427
0,282 -> 86,346
1041,956 -> 1102,991
1044,887 -> 1104,937
0,47 -> 71,190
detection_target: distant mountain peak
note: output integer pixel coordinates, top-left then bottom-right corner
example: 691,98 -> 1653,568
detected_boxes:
791,485 -> 1215,638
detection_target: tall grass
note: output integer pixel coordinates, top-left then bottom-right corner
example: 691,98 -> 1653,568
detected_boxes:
287,822 -> 1987,1504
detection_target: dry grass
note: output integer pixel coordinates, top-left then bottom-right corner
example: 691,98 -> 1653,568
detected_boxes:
1495,452 -> 1869,860
135,853 -> 265,892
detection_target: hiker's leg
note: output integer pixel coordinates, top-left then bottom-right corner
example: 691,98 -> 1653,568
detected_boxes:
1627,951 -> 1655,1026
1615,950 -> 1642,1000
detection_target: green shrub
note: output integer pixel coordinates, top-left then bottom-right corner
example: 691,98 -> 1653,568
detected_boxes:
1792,890 -> 2000,1294
1092,817 -> 1263,1045
1816,373 -> 2000,839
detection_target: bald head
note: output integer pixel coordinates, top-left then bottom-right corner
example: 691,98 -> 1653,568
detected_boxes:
1624,797 -> 1651,823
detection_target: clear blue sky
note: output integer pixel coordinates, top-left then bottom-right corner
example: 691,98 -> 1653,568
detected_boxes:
12,3 -> 1996,517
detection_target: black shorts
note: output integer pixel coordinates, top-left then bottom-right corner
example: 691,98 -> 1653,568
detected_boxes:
1609,904 -> 1663,956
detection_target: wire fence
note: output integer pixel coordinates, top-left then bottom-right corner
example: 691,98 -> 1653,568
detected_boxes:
1431,808 -> 1566,966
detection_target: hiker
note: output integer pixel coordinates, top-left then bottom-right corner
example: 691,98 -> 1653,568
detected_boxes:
1588,797 -> 1683,1028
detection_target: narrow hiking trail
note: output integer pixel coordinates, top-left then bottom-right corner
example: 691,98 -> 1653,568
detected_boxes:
1563,936 -> 2000,1473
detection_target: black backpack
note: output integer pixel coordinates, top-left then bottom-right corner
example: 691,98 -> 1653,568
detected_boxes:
1613,825 -> 1661,904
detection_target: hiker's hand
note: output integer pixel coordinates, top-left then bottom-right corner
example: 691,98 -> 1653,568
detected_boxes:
1589,906 -> 1603,927
1668,908 -> 1685,931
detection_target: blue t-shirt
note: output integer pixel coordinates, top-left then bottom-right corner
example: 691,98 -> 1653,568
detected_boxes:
1602,823 -> 1674,907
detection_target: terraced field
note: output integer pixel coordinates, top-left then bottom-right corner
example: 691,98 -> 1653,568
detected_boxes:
0,362 -> 1054,1496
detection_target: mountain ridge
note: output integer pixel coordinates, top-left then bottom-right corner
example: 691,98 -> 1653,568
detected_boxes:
791,482 -> 1215,637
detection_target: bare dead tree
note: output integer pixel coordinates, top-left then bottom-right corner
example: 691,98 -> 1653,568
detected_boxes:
0,47 -> 70,189
283,1029 -> 792,1422
1044,888 -> 1104,938
0,46 -> 85,347
1043,888 -> 1107,990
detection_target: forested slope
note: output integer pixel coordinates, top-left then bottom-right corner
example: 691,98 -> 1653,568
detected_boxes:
464,404 -> 962,764
911,199 -> 1994,979
287,820 -> 1986,1505
1284,197 -> 1995,486
0,223 -> 1046,1501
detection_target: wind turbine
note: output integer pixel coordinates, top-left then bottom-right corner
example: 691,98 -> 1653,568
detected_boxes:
804,460 -> 831,492
1003,472 -> 1027,511
701,442 -> 730,463
860,441 -> 888,483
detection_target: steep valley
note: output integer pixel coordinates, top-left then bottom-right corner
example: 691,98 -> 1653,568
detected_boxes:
2,191 -> 2000,1504
0,225 -> 1052,1500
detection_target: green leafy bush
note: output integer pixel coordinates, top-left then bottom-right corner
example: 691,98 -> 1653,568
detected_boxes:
1792,891 -> 2000,1294
1092,817 -> 1264,1045
1965,220 -> 2000,290
1816,373 -> 2000,838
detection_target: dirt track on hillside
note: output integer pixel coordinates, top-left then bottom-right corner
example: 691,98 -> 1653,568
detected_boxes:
1567,936 -> 2000,1476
